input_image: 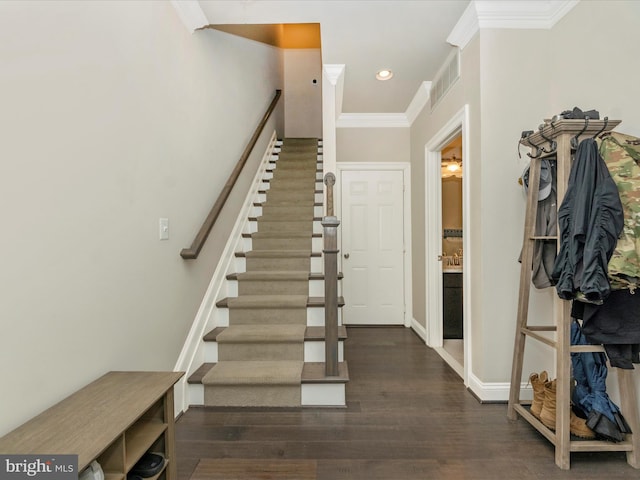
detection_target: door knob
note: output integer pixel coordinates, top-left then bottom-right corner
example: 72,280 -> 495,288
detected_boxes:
344,253 -> 350,259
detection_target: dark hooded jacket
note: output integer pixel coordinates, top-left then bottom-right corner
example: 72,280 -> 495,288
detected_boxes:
550,138 -> 624,303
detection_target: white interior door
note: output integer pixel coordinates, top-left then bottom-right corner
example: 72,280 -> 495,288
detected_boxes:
340,169 -> 404,325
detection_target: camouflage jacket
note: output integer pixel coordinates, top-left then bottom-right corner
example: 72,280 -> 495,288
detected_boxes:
599,131 -> 640,292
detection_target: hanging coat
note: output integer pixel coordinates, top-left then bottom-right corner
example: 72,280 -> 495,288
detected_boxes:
551,138 -> 624,303
598,131 -> 640,292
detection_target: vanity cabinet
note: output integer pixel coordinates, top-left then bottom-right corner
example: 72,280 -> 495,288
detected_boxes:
443,272 -> 463,339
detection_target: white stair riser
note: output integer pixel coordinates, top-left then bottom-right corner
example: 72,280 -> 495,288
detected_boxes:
203,340 -> 344,363
204,342 -> 219,362
301,383 -> 345,407
189,384 -> 204,406
189,381 -> 345,407
307,307 -> 343,327
311,256 -> 322,271
304,341 -> 344,362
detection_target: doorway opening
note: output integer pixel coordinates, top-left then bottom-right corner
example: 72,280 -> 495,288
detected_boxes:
425,105 -> 470,384
441,135 -> 463,369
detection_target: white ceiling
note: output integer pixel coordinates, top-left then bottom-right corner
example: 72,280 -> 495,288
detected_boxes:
181,1 -> 578,116
196,0 -> 470,114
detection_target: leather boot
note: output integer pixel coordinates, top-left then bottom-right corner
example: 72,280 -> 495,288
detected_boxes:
539,379 -> 596,439
570,411 -> 596,439
529,371 -> 548,419
540,379 -> 557,430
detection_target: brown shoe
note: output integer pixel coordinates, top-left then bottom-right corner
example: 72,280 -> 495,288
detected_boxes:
529,371 -> 548,419
540,379 -> 557,429
570,411 -> 596,439
539,378 -> 596,439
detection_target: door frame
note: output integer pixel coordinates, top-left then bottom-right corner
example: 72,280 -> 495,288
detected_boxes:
336,162 -> 413,327
425,105 -> 471,385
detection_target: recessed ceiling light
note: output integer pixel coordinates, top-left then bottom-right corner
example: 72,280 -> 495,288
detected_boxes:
376,69 -> 393,81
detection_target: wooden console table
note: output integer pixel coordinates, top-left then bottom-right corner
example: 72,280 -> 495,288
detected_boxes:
0,371 -> 184,480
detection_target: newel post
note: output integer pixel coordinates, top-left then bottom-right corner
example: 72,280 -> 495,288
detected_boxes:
323,173 -> 339,377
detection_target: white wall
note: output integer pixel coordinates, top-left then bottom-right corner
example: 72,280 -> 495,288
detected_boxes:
336,128 -> 410,163
410,33 -> 481,359
0,0 -> 283,436
407,0 -> 640,397
284,49 -> 322,138
478,0 -> 640,387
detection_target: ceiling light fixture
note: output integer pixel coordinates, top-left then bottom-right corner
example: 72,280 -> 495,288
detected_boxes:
376,69 -> 393,81
442,155 -> 463,178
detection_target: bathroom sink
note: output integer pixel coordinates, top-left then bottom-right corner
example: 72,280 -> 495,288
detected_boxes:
443,266 -> 463,273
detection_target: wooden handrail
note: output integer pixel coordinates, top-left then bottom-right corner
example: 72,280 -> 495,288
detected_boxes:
180,89 -> 282,259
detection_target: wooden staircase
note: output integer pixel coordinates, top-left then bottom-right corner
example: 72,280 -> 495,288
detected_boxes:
187,138 -> 348,407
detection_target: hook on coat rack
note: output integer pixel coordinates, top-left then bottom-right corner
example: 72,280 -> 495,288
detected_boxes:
525,135 -> 544,159
538,124 -> 557,154
593,116 -> 609,138
571,116 -> 590,149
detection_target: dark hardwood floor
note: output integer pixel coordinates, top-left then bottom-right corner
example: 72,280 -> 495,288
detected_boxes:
175,327 -> 638,479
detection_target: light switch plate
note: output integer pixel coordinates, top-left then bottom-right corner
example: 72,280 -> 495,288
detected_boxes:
159,218 -> 169,240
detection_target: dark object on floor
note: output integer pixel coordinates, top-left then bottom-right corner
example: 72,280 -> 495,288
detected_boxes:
129,452 -> 165,478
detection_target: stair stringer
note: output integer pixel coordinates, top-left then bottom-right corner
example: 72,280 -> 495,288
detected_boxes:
172,131 -> 280,416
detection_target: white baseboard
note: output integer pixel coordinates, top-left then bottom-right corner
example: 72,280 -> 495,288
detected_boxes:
410,317 -> 427,342
466,372 -> 533,403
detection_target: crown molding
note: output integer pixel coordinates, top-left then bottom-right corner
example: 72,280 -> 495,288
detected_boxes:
170,0 -> 209,33
447,0 -> 580,49
405,81 -> 432,125
323,64 -> 346,86
447,2 -> 480,50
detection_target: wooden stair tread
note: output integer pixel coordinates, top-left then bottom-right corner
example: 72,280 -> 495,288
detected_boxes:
226,272 -> 342,280
308,296 -> 345,307
188,361 -> 349,385
304,326 -> 348,341
203,327 -> 225,342
259,189 -> 323,194
253,202 -> 323,207
216,296 -> 345,308
308,272 -> 344,280
235,251 -> 321,258
227,271 -> 310,281
188,362 -> 216,384
242,232 -> 320,238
